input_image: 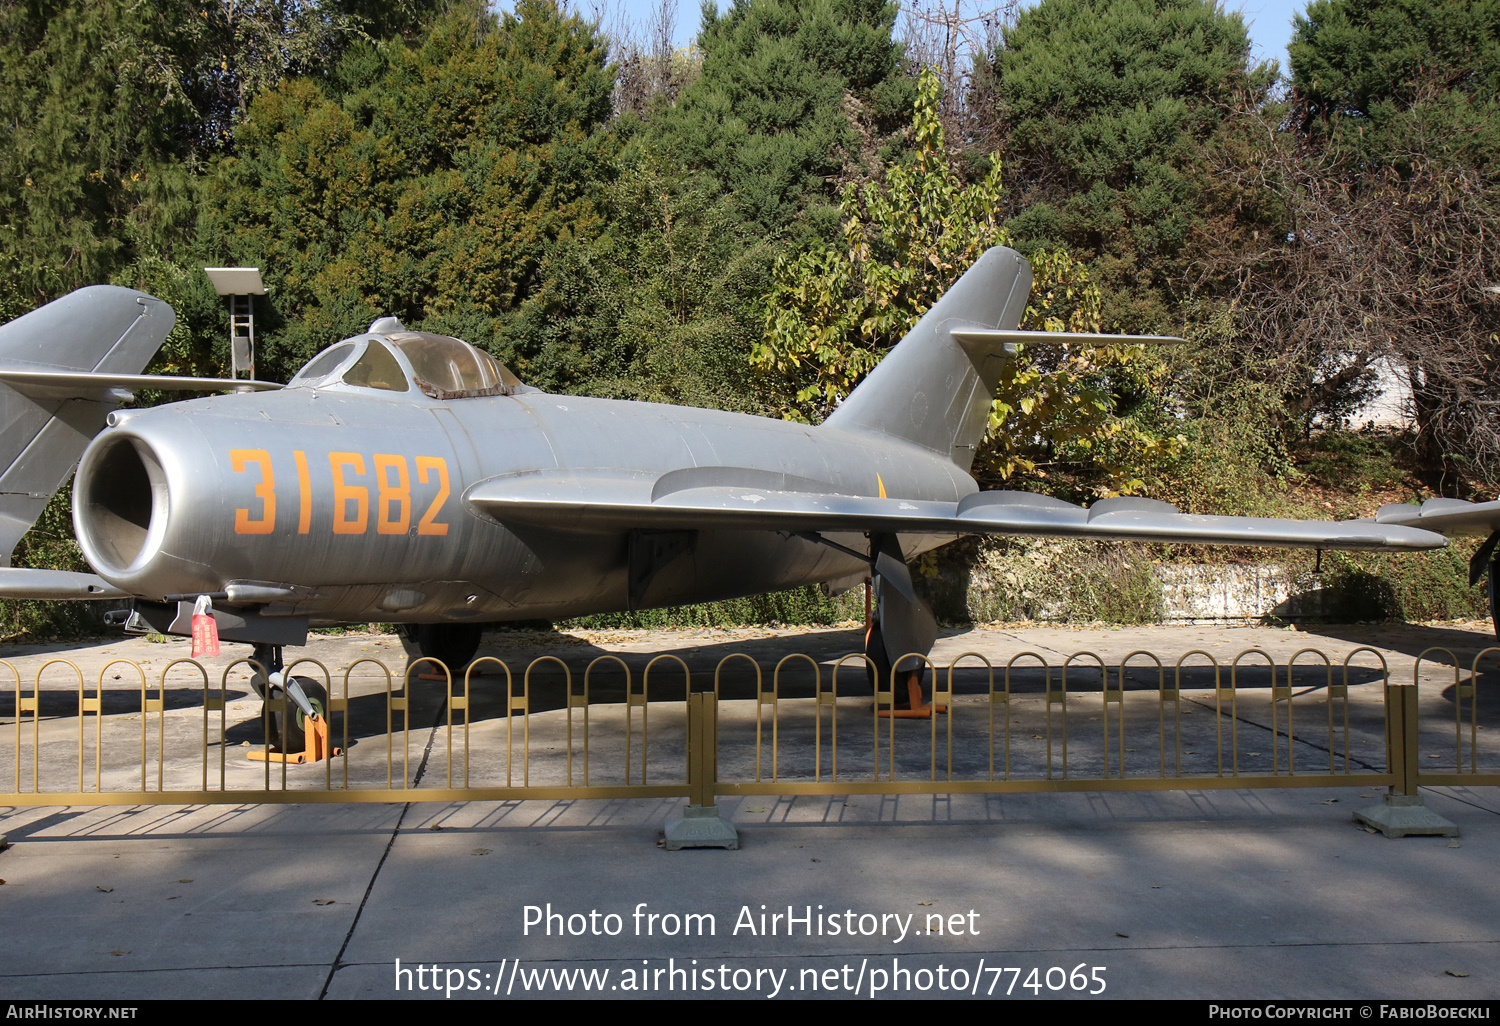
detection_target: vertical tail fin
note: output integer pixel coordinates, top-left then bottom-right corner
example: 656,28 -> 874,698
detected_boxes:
820,246 -> 1031,467
0,287 -> 175,564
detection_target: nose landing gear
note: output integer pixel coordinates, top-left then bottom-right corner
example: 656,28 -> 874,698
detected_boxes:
246,643 -> 340,764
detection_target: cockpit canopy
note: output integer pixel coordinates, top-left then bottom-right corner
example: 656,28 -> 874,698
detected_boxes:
288,330 -> 529,400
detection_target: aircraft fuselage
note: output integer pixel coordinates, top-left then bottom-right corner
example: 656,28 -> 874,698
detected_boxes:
74,385 -> 975,625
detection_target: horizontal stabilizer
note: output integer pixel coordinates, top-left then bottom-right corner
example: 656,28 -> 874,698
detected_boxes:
948,328 -> 1187,349
0,568 -> 127,600
467,476 -> 1447,552
817,248 -> 1187,469
0,370 -> 281,397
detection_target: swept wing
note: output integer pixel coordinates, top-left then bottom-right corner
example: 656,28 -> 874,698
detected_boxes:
467,472 -> 1445,552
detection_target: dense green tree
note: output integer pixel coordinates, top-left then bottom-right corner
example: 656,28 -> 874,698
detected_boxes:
186,0 -> 438,146
1290,0 -> 1499,153
649,0 -> 913,244
201,0 -> 617,382
515,160 -> 772,409
0,0 -> 203,310
990,0 -> 1274,330
0,0 -> 431,318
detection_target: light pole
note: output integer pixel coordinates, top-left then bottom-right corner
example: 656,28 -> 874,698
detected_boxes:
204,267 -> 266,380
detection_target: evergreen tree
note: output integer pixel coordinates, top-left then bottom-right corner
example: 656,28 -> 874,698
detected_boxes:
0,0 -> 429,317
515,162 -> 772,409
1290,0 -> 1499,150
186,0 -> 430,146
201,0 -> 618,383
650,0 -> 912,244
991,0 -> 1274,329
0,0 -> 202,310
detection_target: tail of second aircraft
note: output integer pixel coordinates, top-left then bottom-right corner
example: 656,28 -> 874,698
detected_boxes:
0,287 -> 176,565
820,246 -> 1033,467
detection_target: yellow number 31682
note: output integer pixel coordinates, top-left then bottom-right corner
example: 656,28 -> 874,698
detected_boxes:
231,449 -> 449,537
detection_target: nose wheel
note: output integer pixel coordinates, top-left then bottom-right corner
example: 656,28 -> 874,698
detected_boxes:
247,644 -> 340,763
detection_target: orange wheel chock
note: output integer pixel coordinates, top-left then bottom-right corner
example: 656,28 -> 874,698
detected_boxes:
878,672 -> 949,720
248,713 -> 342,764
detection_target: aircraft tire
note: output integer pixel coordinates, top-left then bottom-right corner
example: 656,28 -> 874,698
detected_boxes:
268,678 -> 328,755
413,623 -> 483,673
864,621 -> 929,707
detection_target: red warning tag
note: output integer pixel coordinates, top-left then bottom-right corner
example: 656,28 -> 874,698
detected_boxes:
191,595 -> 220,658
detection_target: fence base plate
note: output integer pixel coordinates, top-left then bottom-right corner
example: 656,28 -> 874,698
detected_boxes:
1354,793 -> 1459,838
664,804 -> 738,850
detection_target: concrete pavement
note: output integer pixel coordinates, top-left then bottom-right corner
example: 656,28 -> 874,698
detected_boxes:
2,620 -> 1498,1000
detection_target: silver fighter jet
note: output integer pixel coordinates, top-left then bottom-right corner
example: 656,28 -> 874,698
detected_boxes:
0,248 -> 1453,687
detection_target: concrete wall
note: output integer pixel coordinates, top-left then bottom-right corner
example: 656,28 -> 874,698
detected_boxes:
1153,564 -> 1349,624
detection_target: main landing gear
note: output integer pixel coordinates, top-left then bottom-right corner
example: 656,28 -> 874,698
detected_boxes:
799,529 -> 946,718
401,623 -> 484,673
1466,533 -> 1500,640
864,594 -> 946,719
246,643 -> 338,763
1485,554 -> 1500,641
1490,558 -> 1499,640
860,533 -> 944,719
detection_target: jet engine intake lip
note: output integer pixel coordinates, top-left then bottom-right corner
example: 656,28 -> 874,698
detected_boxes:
76,432 -> 171,579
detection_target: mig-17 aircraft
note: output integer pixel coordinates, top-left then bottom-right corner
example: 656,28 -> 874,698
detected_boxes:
0,247 -> 1471,725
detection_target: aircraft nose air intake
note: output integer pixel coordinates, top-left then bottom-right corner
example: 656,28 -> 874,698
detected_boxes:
75,431 -> 171,579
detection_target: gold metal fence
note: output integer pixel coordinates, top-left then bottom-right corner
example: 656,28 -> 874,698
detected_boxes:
3,645 -> 1491,809
716,646 -> 1400,797
1410,646 -> 1500,789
